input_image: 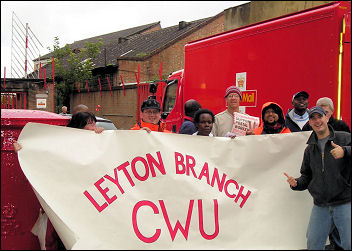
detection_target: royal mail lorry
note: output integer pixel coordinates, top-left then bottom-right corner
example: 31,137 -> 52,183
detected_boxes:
160,1 -> 351,132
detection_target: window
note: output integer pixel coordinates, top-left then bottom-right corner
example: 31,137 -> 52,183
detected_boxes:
162,80 -> 178,113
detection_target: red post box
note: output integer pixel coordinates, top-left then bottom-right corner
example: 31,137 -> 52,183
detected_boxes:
1,109 -> 69,250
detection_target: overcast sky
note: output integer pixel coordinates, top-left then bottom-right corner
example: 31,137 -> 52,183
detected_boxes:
1,1 -> 249,78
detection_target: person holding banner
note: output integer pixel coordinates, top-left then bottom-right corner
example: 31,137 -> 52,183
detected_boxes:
254,102 -> 291,135
13,111 -> 103,249
193,108 -> 215,136
130,98 -> 170,133
13,111 -> 104,151
67,111 -> 104,133
284,106 -> 351,250
212,85 -> 254,137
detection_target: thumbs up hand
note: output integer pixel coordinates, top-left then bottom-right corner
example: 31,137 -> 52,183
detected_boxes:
284,172 -> 297,187
330,141 -> 344,159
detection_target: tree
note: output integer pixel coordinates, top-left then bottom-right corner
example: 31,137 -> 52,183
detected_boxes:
47,36 -> 103,112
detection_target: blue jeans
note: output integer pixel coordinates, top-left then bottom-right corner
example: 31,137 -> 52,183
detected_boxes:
306,202 -> 351,250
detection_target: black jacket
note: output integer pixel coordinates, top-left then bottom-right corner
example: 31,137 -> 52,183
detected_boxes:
292,125 -> 351,206
178,119 -> 197,135
285,109 -> 311,132
302,115 -> 351,133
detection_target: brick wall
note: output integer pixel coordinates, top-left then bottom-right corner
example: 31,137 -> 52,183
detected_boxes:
27,82 -> 54,112
70,85 -> 138,130
224,1 -> 332,31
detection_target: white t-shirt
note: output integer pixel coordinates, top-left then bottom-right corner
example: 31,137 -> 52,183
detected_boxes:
192,132 -> 214,137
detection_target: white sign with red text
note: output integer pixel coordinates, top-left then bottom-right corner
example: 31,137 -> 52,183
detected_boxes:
232,112 -> 260,136
17,123 -> 312,250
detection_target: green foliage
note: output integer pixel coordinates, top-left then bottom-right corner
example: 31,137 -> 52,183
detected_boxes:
136,52 -> 147,58
47,36 -> 103,112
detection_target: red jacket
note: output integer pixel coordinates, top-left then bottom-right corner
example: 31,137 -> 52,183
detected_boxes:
254,102 -> 291,135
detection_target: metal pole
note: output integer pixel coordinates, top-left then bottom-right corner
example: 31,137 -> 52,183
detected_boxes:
25,23 -> 28,78
11,12 -> 14,78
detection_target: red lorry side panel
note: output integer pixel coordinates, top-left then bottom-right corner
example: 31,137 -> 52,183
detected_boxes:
165,1 -> 351,131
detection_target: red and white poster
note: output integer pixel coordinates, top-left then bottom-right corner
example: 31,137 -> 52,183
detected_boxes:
17,123 -> 312,249
232,112 -> 260,136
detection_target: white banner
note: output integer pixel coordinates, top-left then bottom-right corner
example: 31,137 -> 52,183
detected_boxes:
17,123 -> 312,250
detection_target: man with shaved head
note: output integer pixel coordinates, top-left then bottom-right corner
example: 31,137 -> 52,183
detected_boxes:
72,104 -> 89,115
178,99 -> 201,135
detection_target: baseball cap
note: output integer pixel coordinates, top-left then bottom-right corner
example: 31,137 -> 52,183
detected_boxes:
308,106 -> 326,118
292,91 -> 309,101
141,99 -> 161,112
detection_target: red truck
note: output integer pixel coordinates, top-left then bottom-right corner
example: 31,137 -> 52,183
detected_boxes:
160,1 -> 351,133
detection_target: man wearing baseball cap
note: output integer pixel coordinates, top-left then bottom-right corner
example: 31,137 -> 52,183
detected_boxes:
211,85 -> 254,137
302,97 -> 351,134
285,91 -> 311,132
284,106 -> 351,250
130,98 -> 170,133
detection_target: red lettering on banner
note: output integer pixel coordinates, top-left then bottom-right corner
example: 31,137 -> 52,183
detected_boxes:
146,152 -> 166,176
95,177 -> 117,204
174,152 -> 252,208
132,200 -> 161,243
83,190 -> 108,213
198,199 -> 219,240
160,199 -> 194,241
104,161 -> 129,194
224,179 -> 239,199
131,157 -> 149,181
210,167 -> 227,192
132,199 -> 219,243
117,161 -> 135,187
186,155 -> 197,178
175,152 -> 185,174
198,162 -> 210,185
235,186 -> 252,208
84,152 -> 167,212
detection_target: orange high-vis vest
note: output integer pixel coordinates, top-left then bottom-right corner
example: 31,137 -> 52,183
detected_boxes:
130,120 -> 171,133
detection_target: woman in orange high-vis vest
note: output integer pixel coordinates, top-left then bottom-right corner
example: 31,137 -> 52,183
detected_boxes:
254,102 -> 291,135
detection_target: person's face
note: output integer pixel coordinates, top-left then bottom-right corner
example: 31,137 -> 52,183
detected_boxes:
196,113 -> 213,136
308,113 -> 329,135
83,119 -> 97,131
141,109 -> 161,124
264,108 -> 279,124
292,96 -> 308,110
62,107 -> 67,113
320,105 -> 332,120
226,93 -> 241,109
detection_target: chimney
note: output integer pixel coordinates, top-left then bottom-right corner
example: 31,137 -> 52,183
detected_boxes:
118,37 -> 128,44
178,21 -> 188,30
